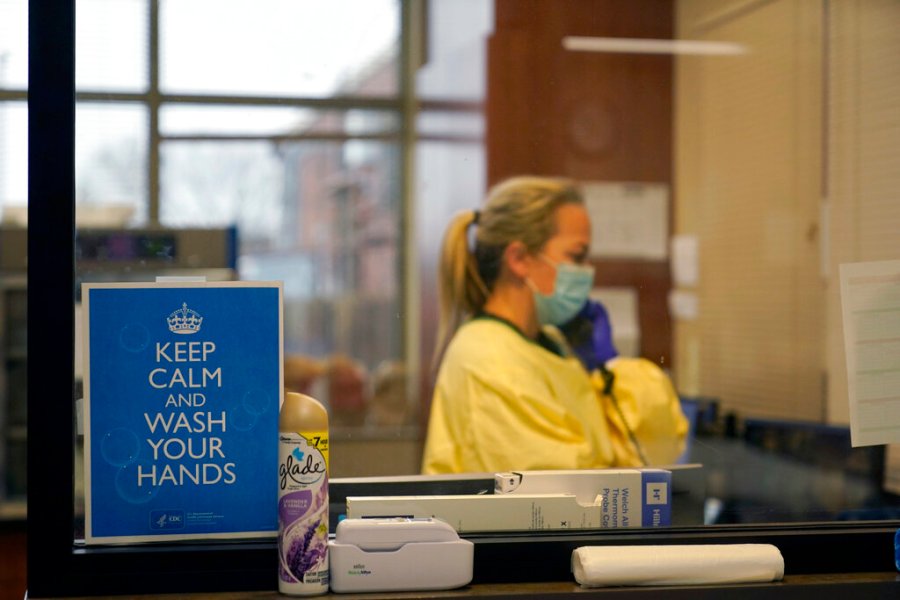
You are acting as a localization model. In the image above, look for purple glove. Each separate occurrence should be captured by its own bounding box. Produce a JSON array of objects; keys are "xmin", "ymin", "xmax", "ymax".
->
[{"xmin": 559, "ymin": 300, "xmax": 618, "ymax": 371}]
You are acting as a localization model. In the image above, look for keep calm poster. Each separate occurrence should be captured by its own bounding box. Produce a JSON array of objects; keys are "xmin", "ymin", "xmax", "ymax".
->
[{"xmin": 82, "ymin": 281, "xmax": 283, "ymax": 544}]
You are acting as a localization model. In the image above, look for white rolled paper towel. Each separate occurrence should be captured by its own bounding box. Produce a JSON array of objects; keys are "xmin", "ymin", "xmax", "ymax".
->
[{"xmin": 572, "ymin": 544, "xmax": 784, "ymax": 587}]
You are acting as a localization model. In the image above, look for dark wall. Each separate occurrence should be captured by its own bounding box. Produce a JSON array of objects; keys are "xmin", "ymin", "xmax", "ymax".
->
[{"xmin": 0, "ymin": 526, "xmax": 26, "ymax": 600}]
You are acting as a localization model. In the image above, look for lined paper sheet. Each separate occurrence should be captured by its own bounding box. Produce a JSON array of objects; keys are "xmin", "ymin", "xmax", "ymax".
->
[{"xmin": 840, "ymin": 259, "xmax": 900, "ymax": 446}]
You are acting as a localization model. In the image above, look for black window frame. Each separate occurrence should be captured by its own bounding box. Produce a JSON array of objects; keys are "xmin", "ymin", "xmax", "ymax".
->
[{"xmin": 26, "ymin": 0, "xmax": 900, "ymax": 597}]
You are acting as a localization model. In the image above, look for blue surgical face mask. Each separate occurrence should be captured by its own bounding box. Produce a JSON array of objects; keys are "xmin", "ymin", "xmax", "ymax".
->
[{"xmin": 528, "ymin": 255, "xmax": 595, "ymax": 326}]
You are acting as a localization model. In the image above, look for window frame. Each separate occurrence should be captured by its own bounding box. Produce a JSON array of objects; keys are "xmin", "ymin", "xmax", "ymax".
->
[{"xmin": 26, "ymin": 0, "xmax": 900, "ymax": 596}]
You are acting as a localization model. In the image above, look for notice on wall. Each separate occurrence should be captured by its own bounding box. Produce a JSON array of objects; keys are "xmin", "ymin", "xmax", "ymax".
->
[
  {"xmin": 82, "ymin": 281, "xmax": 283, "ymax": 544},
  {"xmin": 670, "ymin": 234, "xmax": 699, "ymax": 288},
  {"xmin": 839, "ymin": 259, "xmax": 900, "ymax": 447},
  {"xmin": 583, "ymin": 181, "xmax": 669, "ymax": 260}
]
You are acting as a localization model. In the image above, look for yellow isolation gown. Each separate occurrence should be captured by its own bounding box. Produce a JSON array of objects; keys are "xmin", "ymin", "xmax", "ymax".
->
[
  {"xmin": 422, "ymin": 316, "xmax": 618, "ymax": 474},
  {"xmin": 591, "ymin": 358, "xmax": 689, "ymax": 468}
]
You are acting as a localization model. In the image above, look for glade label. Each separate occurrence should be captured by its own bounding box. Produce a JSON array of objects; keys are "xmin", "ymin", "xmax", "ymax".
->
[{"xmin": 279, "ymin": 432, "xmax": 328, "ymax": 490}]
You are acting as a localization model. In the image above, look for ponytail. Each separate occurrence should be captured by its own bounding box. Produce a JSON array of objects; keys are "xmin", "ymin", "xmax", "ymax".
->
[{"xmin": 433, "ymin": 210, "xmax": 489, "ymax": 369}]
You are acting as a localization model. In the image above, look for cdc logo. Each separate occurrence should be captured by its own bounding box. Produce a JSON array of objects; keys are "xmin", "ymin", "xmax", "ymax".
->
[{"xmin": 150, "ymin": 510, "xmax": 185, "ymax": 530}]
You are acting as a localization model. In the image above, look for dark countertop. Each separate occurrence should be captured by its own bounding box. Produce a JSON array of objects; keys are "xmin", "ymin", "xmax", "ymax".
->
[{"xmin": 42, "ymin": 572, "xmax": 900, "ymax": 600}]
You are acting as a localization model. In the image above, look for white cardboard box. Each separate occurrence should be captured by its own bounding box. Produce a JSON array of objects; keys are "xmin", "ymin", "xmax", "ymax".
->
[{"xmin": 346, "ymin": 469, "xmax": 671, "ymax": 532}]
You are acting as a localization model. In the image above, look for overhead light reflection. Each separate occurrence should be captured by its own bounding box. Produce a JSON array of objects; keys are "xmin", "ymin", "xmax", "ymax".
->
[{"xmin": 562, "ymin": 36, "xmax": 748, "ymax": 56}]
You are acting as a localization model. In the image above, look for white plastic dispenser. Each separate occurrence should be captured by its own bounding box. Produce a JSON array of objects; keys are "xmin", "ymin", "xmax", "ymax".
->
[{"xmin": 328, "ymin": 517, "xmax": 474, "ymax": 593}]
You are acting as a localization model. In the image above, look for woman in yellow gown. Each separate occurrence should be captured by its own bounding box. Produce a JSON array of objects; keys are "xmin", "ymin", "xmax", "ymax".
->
[{"xmin": 422, "ymin": 176, "xmax": 688, "ymax": 474}]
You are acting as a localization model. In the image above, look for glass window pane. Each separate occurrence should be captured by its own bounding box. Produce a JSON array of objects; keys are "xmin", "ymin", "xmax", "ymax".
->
[
  {"xmin": 160, "ymin": 0, "xmax": 400, "ymax": 98},
  {"xmin": 162, "ymin": 139, "xmax": 402, "ymax": 431},
  {"xmin": 161, "ymin": 106, "xmax": 313, "ymax": 137},
  {"xmin": 76, "ymin": 103, "xmax": 148, "ymax": 226},
  {"xmin": 75, "ymin": 0, "xmax": 148, "ymax": 92},
  {"xmin": 242, "ymin": 140, "xmax": 402, "ymax": 407},
  {"xmin": 159, "ymin": 141, "xmax": 283, "ymax": 234},
  {"xmin": 0, "ymin": 0, "xmax": 28, "ymax": 90},
  {"xmin": 416, "ymin": 111, "xmax": 483, "ymax": 139},
  {"xmin": 160, "ymin": 105, "xmax": 399, "ymax": 137},
  {"xmin": 0, "ymin": 102, "xmax": 27, "ymax": 215},
  {"xmin": 417, "ymin": 0, "xmax": 492, "ymax": 101}
]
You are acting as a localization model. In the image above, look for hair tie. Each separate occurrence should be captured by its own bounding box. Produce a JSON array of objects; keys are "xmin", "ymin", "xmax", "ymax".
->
[{"xmin": 472, "ymin": 210, "xmax": 480, "ymax": 225}]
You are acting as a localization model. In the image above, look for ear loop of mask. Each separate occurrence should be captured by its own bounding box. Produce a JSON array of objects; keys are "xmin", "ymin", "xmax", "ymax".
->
[{"xmin": 525, "ymin": 253, "xmax": 558, "ymax": 296}]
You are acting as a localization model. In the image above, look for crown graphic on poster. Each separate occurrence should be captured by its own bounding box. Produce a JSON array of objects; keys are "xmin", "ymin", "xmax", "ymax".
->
[{"xmin": 167, "ymin": 302, "xmax": 203, "ymax": 334}]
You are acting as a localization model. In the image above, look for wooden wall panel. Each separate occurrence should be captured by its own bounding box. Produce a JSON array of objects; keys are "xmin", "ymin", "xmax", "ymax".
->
[
  {"xmin": 488, "ymin": 0, "xmax": 674, "ymax": 184},
  {"xmin": 486, "ymin": 0, "xmax": 675, "ymax": 365},
  {"xmin": 0, "ymin": 528, "xmax": 26, "ymax": 600}
]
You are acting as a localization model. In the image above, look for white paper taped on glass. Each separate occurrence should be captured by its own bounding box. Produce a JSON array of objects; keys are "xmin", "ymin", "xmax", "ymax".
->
[
  {"xmin": 571, "ymin": 544, "xmax": 784, "ymax": 587},
  {"xmin": 839, "ymin": 258, "xmax": 900, "ymax": 447}
]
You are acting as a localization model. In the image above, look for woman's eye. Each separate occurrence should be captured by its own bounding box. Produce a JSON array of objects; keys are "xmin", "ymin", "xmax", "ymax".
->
[{"xmin": 570, "ymin": 254, "xmax": 588, "ymax": 265}]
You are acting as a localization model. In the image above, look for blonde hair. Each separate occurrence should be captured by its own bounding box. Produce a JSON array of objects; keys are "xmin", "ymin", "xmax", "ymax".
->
[{"xmin": 433, "ymin": 176, "xmax": 583, "ymax": 366}]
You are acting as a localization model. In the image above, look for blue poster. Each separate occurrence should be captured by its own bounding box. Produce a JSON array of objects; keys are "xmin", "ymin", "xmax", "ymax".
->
[{"xmin": 83, "ymin": 282, "xmax": 283, "ymax": 543}]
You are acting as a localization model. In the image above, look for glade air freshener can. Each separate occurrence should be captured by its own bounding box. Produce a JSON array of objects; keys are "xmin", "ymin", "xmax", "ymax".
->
[{"xmin": 278, "ymin": 392, "xmax": 329, "ymax": 595}]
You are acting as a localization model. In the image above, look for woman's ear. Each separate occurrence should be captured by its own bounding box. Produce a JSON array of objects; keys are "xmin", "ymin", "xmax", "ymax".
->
[{"xmin": 503, "ymin": 241, "xmax": 532, "ymax": 280}]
